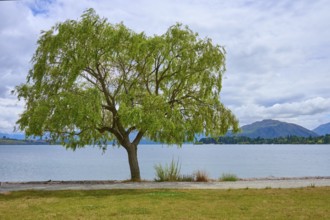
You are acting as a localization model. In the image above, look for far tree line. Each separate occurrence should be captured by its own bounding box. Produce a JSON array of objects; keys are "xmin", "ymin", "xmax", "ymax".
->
[{"xmin": 198, "ymin": 134, "xmax": 330, "ymax": 144}]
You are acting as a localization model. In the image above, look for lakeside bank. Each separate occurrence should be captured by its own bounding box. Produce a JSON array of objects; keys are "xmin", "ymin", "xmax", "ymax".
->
[{"xmin": 1, "ymin": 176, "xmax": 330, "ymax": 192}]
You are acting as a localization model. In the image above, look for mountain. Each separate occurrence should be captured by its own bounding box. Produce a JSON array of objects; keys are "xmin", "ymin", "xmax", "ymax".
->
[
  {"xmin": 2, "ymin": 119, "xmax": 322, "ymax": 144},
  {"xmin": 234, "ymin": 119, "xmax": 318, "ymax": 138},
  {"xmin": 313, "ymin": 122, "xmax": 330, "ymax": 135}
]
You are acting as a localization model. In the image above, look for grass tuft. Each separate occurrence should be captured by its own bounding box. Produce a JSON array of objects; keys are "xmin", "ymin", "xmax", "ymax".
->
[
  {"xmin": 220, "ymin": 173, "xmax": 238, "ymax": 182},
  {"xmin": 154, "ymin": 158, "xmax": 181, "ymax": 182},
  {"xmin": 309, "ymin": 183, "xmax": 316, "ymax": 188},
  {"xmin": 194, "ymin": 170, "xmax": 210, "ymax": 182}
]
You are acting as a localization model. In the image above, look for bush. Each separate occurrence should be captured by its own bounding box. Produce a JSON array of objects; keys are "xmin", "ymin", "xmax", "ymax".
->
[
  {"xmin": 154, "ymin": 159, "xmax": 181, "ymax": 182},
  {"xmin": 194, "ymin": 170, "xmax": 209, "ymax": 182},
  {"xmin": 219, "ymin": 173, "xmax": 238, "ymax": 182}
]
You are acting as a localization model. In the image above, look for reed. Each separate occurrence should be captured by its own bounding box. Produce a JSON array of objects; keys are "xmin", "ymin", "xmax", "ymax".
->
[{"xmin": 154, "ymin": 158, "xmax": 181, "ymax": 182}]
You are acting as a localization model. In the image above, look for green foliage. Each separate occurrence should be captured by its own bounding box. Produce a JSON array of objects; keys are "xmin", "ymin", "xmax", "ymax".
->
[
  {"xmin": 154, "ymin": 163, "xmax": 210, "ymax": 182},
  {"xmin": 154, "ymin": 159, "xmax": 181, "ymax": 182},
  {"xmin": 14, "ymin": 8, "xmax": 238, "ymax": 180},
  {"xmin": 200, "ymin": 134, "xmax": 330, "ymax": 144},
  {"xmin": 220, "ymin": 173, "xmax": 238, "ymax": 181},
  {"xmin": 15, "ymin": 8, "xmax": 238, "ymax": 149}
]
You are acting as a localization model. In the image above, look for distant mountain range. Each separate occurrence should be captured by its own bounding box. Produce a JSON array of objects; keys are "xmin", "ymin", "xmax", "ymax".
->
[
  {"xmin": 1, "ymin": 119, "xmax": 330, "ymax": 144},
  {"xmin": 313, "ymin": 122, "xmax": 330, "ymax": 136},
  {"xmin": 233, "ymin": 119, "xmax": 319, "ymax": 138}
]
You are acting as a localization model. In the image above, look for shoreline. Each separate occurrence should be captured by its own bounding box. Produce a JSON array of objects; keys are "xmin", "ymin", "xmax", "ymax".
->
[
  {"xmin": 2, "ymin": 175, "xmax": 330, "ymax": 184},
  {"xmin": 1, "ymin": 176, "xmax": 330, "ymax": 192}
]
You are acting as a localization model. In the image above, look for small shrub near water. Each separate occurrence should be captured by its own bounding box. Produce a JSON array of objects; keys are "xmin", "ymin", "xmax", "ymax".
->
[
  {"xmin": 194, "ymin": 170, "xmax": 210, "ymax": 182},
  {"xmin": 154, "ymin": 159, "xmax": 181, "ymax": 182},
  {"xmin": 220, "ymin": 173, "xmax": 238, "ymax": 182},
  {"xmin": 308, "ymin": 183, "xmax": 316, "ymax": 188}
]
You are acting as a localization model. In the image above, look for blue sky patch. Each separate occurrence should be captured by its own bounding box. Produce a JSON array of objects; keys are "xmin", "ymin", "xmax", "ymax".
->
[{"xmin": 28, "ymin": 0, "xmax": 55, "ymax": 16}]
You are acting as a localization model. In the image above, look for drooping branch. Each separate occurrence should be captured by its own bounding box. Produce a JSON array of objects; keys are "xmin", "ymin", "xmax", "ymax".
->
[
  {"xmin": 157, "ymin": 55, "xmax": 180, "ymax": 83},
  {"xmin": 85, "ymin": 63, "xmax": 130, "ymax": 144},
  {"xmin": 101, "ymin": 104, "xmax": 115, "ymax": 112},
  {"xmin": 94, "ymin": 63, "xmax": 116, "ymax": 110},
  {"xmin": 97, "ymin": 125, "xmax": 127, "ymax": 147},
  {"xmin": 97, "ymin": 126, "xmax": 115, "ymax": 134}
]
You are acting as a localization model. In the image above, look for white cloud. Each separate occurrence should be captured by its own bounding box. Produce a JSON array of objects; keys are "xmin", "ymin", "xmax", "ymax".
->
[
  {"xmin": 0, "ymin": 98, "xmax": 24, "ymax": 133},
  {"xmin": 0, "ymin": 0, "xmax": 330, "ymax": 132},
  {"xmin": 232, "ymin": 97, "xmax": 330, "ymax": 129}
]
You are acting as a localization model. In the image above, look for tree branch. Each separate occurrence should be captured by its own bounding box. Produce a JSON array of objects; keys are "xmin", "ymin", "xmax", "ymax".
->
[
  {"xmin": 126, "ymin": 126, "xmax": 137, "ymax": 136},
  {"xmin": 97, "ymin": 126, "xmax": 115, "ymax": 134},
  {"xmin": 133, "ymin": 130, "xmax": 145, "ymax": 146}
]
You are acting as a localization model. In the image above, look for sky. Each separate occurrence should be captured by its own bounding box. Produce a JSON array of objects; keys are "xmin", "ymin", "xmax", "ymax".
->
[{"xmin": 0, "ymin": 0, "xmax": 330, "ymax": 134}]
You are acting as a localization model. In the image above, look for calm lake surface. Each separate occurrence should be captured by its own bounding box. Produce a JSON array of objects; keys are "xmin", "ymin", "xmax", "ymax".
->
[{"xmin": 0, "ymin": 144, "xmax": 329, "ymax": 181}]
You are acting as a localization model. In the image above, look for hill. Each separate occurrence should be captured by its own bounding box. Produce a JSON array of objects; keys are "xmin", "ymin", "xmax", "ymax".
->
[
  {"xmin": 0, "ymin": 137, "xmax": 49, "ymax": 145},
  {"xmin": 1, "ymin": 120, "xmax": 321, "ymax": 145},
  {"xmin": 234, "ymin": 119, "xmax": 318, "ymax": 138},
  {"xmin": 313, "ymin": 122, "xmax": 330, "ymax": 135}
]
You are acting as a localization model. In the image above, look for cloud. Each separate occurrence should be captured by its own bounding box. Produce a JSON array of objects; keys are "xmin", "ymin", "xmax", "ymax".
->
[
  {"xmin": 0, "ymin": 98, "xmax": 24, "ymax": 133},
  {"xmin": 232, "ymin": 97, "xmax": 330, "ymax": 129},
  {"xmin": 0, "ymin": 0, "xmax": 330, "ymax": 132}
]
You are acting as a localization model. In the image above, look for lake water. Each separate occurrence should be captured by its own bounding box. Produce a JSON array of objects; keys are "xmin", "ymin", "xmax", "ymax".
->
[{"xmin": 0, "ymin": 144, "xmax": 329, "ymax": 181}]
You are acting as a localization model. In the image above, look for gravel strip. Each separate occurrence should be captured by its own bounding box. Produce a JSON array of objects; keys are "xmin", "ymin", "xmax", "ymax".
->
[{"xmin": 1, "ymin": 177, "xmax": 330, "ymax": 192}]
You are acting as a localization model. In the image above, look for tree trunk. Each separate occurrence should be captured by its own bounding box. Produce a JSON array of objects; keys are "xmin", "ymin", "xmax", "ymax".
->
[{"xmin": 126, "ymin": 144, "xmax": 141, "ymax": 181}]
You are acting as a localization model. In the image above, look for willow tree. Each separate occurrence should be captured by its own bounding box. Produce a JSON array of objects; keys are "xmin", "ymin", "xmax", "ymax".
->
[{"xmin": 15, "ymin": 9, "xmax": 239, "ymax": 181}]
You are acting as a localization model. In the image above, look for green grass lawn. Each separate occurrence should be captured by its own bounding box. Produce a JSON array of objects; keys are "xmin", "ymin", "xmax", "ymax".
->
[{"xmin": 1, "ymin": 187, "xmax": 329, "ymax": 219}]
